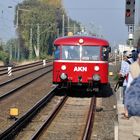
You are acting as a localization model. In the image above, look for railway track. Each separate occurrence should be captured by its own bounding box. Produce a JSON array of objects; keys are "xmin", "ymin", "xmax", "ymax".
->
[
  {"xmin": 0, "ymin": 87, "xmax": 58, "ymax": 140},
  {"xmin": 0, "ymin": 65, "xmax": 52, "ymax": 100},
  {"xmin": 0, "ymin": 60, "xmax": 52, "ymax": 76},
  {"xmin": 0, "ymin": 61, "xmax": 53, "ymax": 134},
  {"xmin": 0, "ymin": 88, "xmax": 96, "ymax": 140},
  {"xmin": 0, "ymin": 63, "xmax": 52, "ymax": 87},
  {"xmin": 0, "ymin": 58, "xmax": 116, "ymax": 139}
]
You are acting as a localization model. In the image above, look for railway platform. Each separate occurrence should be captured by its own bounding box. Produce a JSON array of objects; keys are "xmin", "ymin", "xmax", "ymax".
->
[{"xmin": 115, "ymin": 87, "xmax": 140, "ymax": 140}]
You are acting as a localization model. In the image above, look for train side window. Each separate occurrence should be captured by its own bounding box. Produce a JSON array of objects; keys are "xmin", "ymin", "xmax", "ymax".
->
[{"xmin": 54, "ymin": 46, "xmax": 60, "ymax": 60}]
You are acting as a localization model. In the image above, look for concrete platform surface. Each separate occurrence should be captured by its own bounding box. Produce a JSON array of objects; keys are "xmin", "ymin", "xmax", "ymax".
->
[{"xmin": 115, "ymin": 88, "xmax": 140, "ymax": 140}]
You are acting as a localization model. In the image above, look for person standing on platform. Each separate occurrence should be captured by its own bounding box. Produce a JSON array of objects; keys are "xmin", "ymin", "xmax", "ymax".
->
[
  {"xmin": 131, "ymin": 49, "xmax": 138, "ymax": 62},
  {"xmin": 124, "ymin": 75, "xmax": 140, "ymax": 117},
  {"xmin": 122, "ymin": 52, "xmax": 140, "ymax": 118},
  {"xmin": 119, "ymin": 51, "xmax": 133, "ymax": 104},
  {"xmin": 127, "ymin": 52, "xmax": 140, "ymax": 88}
]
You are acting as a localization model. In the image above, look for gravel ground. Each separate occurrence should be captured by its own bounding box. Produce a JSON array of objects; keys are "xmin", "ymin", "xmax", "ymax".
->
[
  {"xmin": 0, "ymin": 72, "xmax": 53, "ymax": 133},
  {"xmin": 91, "ymin": 94, "xmax": 117, "ymax": 140},
  {"xmin": 40, "ymin": 97, "xmax": 92, "ymax": 140},
  {"xmin": 0, "ymin": 62, "xmax": 119, "ymax": 139},
  {"xmin": 0, "ymin": 62, "xmax": 52, "ymax": 83},
  {"xmin": 90, "ymin": 63, "xmax": 119, "ymax": 140}
]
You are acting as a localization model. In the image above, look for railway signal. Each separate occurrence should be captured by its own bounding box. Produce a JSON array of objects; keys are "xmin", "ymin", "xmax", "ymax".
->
[{"xmin": 125, "ymin": 0, "xmax": 135, "ymax": 25}]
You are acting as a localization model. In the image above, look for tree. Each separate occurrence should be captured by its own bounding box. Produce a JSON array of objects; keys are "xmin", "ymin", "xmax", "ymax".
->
[
  {"xmin": 0, "ymin": 44, "xmax": 9, "ymax": 65},
  {"xmin": 15, "ymin": 0, "xmax": 81, "ymax": 60}
]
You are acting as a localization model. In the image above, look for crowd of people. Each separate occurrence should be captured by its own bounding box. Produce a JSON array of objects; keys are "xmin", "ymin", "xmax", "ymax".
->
[{"xmin": 118, "ymin": 48, "xmax": 140, "ymax": 119}]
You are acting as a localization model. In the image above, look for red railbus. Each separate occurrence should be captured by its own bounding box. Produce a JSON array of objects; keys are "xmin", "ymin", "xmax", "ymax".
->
[{"xmin": 53, "ymin": 35, "xmax": 111, "ymax": 92}]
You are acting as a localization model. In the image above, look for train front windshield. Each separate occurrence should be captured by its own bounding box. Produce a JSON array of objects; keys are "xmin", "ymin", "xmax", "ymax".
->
[
  {"xmin": 82, "ymin": 46, "xmax": 100, "ymax": 61},
  {"xmin": 54, "ymin": 46, "xmax": 109, "ymax": 61}
]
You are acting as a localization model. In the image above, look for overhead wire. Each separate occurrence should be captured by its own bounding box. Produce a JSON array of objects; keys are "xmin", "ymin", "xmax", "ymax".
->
[{"xmin": 63, "ymin": 7, "xmax": 124, "ymax": 11}]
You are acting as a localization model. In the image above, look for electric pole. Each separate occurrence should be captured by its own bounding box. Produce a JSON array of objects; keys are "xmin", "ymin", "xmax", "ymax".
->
[
  {"xmin": 37, "ymin": 23, "xmax": 40, "ymax": 56},
  {"xmin": 29, "ymin": 27, "xmax": 33, "ymax": 59},
  {"xmin": 62, "ymin": 14, "xmax": 65, "ymax": 36}
]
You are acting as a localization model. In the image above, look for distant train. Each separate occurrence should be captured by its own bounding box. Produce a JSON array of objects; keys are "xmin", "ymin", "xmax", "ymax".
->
[{"xmin": 53, "ymin": 35, "xmax": 111, "ymax": 93}]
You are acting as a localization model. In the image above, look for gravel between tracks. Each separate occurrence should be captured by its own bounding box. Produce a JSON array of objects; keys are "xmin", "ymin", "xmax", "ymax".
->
[
  {"xmin": 0, "ymin": 72, "xmax": 53, "ymax": 133},
  {"xmin": 0, "ymin": 63, "xmax": 118, "ymax": 139},
  {"xmin": 90, "ymin": 64, "xmax": 118, "ymax": 140}
]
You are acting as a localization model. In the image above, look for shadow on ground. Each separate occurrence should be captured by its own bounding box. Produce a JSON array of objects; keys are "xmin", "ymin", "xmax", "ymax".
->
[{"xmin": 56, "ymin": 83, "xmax": 113, "ymax": 98}]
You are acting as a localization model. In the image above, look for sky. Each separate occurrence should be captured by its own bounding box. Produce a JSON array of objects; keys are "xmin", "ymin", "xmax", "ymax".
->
[
  {"xmin": 0, "ymin": 0, "xmax": 23, "ymax": 42},
  {"xmin": 63, "ymin": 0, "xmax": 128, "ymax": 45},
  {"xmin": 0, "ymin": 0, "xmax": 128, "ymax": 45}
]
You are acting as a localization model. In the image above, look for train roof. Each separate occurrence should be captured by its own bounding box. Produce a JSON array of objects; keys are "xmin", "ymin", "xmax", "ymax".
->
[{"xmin": 54, "ymin": 36, "xmax": 109, "ymax": 46}]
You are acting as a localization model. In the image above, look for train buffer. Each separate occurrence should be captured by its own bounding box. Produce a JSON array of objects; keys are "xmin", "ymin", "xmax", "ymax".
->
[{"xmin": 115, "ymin": 87, "xmax": 140, "ymax": 140}]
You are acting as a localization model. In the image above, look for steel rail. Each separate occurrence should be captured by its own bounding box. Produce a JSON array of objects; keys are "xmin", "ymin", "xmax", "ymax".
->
[
  {"xmin": 0, "ymin": 68, "xmax": 52, "ymax": 100},
  {"xmin": 0, "ymin": 60, "xmax": 52, "ymax": 76},
  {"xmin": 31, "ymin": 95, "xmax": 68, "ymax": 140},
  {"xmin": 0, "ymin": 61, "xmax": 42, "ymax": 75},
  {"xmin": 0, "ymin": 64, "xmax": 52, "ymax": 87},
  {"xmin": 0, "ymin": 87, "xmax": 58, "ymax": 140},
  {"xmin": 82, "ymin": 96, "xmax": 96, "ymax": 140}
]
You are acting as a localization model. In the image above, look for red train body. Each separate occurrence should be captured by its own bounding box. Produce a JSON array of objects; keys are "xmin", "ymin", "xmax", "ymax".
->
[{"xmin": 53, "ymin": 36, "xmax": 111, "ymax": 92}]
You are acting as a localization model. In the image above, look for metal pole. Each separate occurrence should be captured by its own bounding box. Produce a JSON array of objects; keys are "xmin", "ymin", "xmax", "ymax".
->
[
  {"xmin": 67, "ymin": 16, "xmax": 69, "ymax": 34},
  {"xmin": 16, "ymin": 7, "xmax": 19, "ymax": 28},
  {"xmin": 29, "ymin": 27, "xmax": 33, "ymax": 59},
  {"xmin": 57, "ymin": 28, "xmax": 59, "ymax": 38},
  {"xmin": 17, "ymin": 38, "xmax": 20, "ymax": 61},
  {"xmin": 37, "ymin": 23, "xmax": 40, "ymax": 48},
  {"xmin": 9, "ymin": 44, "xmax": 12, "ymax": 60},
  {"xmin": 37, "ymin": 23, "xmax": 40, "ymax": 57},
  {"xmin": 15, "ymin": 7, "xmax": 31, "ymax": 61},
  {"xmin": 73, "ymin": 23, "xmax": 76, "ymax": 35},
  {"xmin": 62, "ymin": 14, "xmax": 64, "ymax": 36},
  {"xmin": 16, "ymin": 7, "xmax": 20, "ymax": 61},
  {"xmin": 114, "ymin": 50, "xmax": 117, "ymax": 66},
  {"xmin": 14, "ymin": 44, "xmax": 17, "ymax": 60}
]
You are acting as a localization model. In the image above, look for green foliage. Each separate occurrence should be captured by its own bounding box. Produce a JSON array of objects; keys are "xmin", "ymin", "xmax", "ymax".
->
[
  {"xmin": 16, "ymin": 0, "xmax": 81, "ymax": 60},
  {"xmin": 0, "ymin": 43, "xmax": 9, "ymax": 64},
  {"xmin": 0, "ymin": 50, "xmax": 9, "ymax": 65},
  {"xmin": 0, "ymin": 45, "xmax": 3, "ymax": 51},
  {"xmin": 113, "ymin": 73, "xmax": 119, "ymax": 81},
  {"xmin": 6, "ymin": 38, "xmax": 19, "ymax": 60}
]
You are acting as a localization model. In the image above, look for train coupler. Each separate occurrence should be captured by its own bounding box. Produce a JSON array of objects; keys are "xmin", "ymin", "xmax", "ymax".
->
[{"xmin": 92, "ymin": 87, "xmax": 99, "ymax": 92}]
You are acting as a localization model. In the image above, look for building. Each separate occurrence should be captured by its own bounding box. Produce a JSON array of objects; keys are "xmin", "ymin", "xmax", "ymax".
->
[
  {"xmin": 118, "ymin": 44, "xmax": 134, "ymax": 54},
  {"xmin": 134, "ymin": 0, "xmax": 140, "ymax": 47}
]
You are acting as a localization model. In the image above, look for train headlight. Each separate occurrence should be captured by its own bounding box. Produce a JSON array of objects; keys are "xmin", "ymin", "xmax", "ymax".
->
[
  {"xmin": 79, "ymin": 38, "xmax": 84, "ymax": 44},
  {"xmin": 61, "ymin": 65, "xmax": 66, "ymax": 70},
  {"xmin": 94, "ymin": 66, "xmax": 99, "ymax": 71},
  {"xmin": 60, "ymin": 73, "xmax": 67, "ymax": 80},
  {"xmin": 93, "ymin": 74, "xmax": 100, "ymax": 81}
]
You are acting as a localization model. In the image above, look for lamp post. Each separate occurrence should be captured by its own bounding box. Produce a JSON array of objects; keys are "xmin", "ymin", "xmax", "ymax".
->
[
  {"xmin": 62, "ymin": 14, "xmax": 65, "ymax": 36},
  {"xmin": 16, "ymin": 7, "xmax": 31, "ymax": 28},
  {"xmin": 16, "ymin": 7, "xmax": 31, "ymax": 61},
  {"xmin": 7, "ymin": 6, "xmax": 13, "ymax": 61}
]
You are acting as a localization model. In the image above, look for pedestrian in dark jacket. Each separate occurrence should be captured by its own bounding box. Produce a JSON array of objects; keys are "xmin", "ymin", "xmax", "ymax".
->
[
  {"xmin": 131, "ymin": 49, "xmax": 138, "ymax": 61},
  {"xmin": 125, "ymin": 75, "xmax": 140, "ymax": 116}
]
